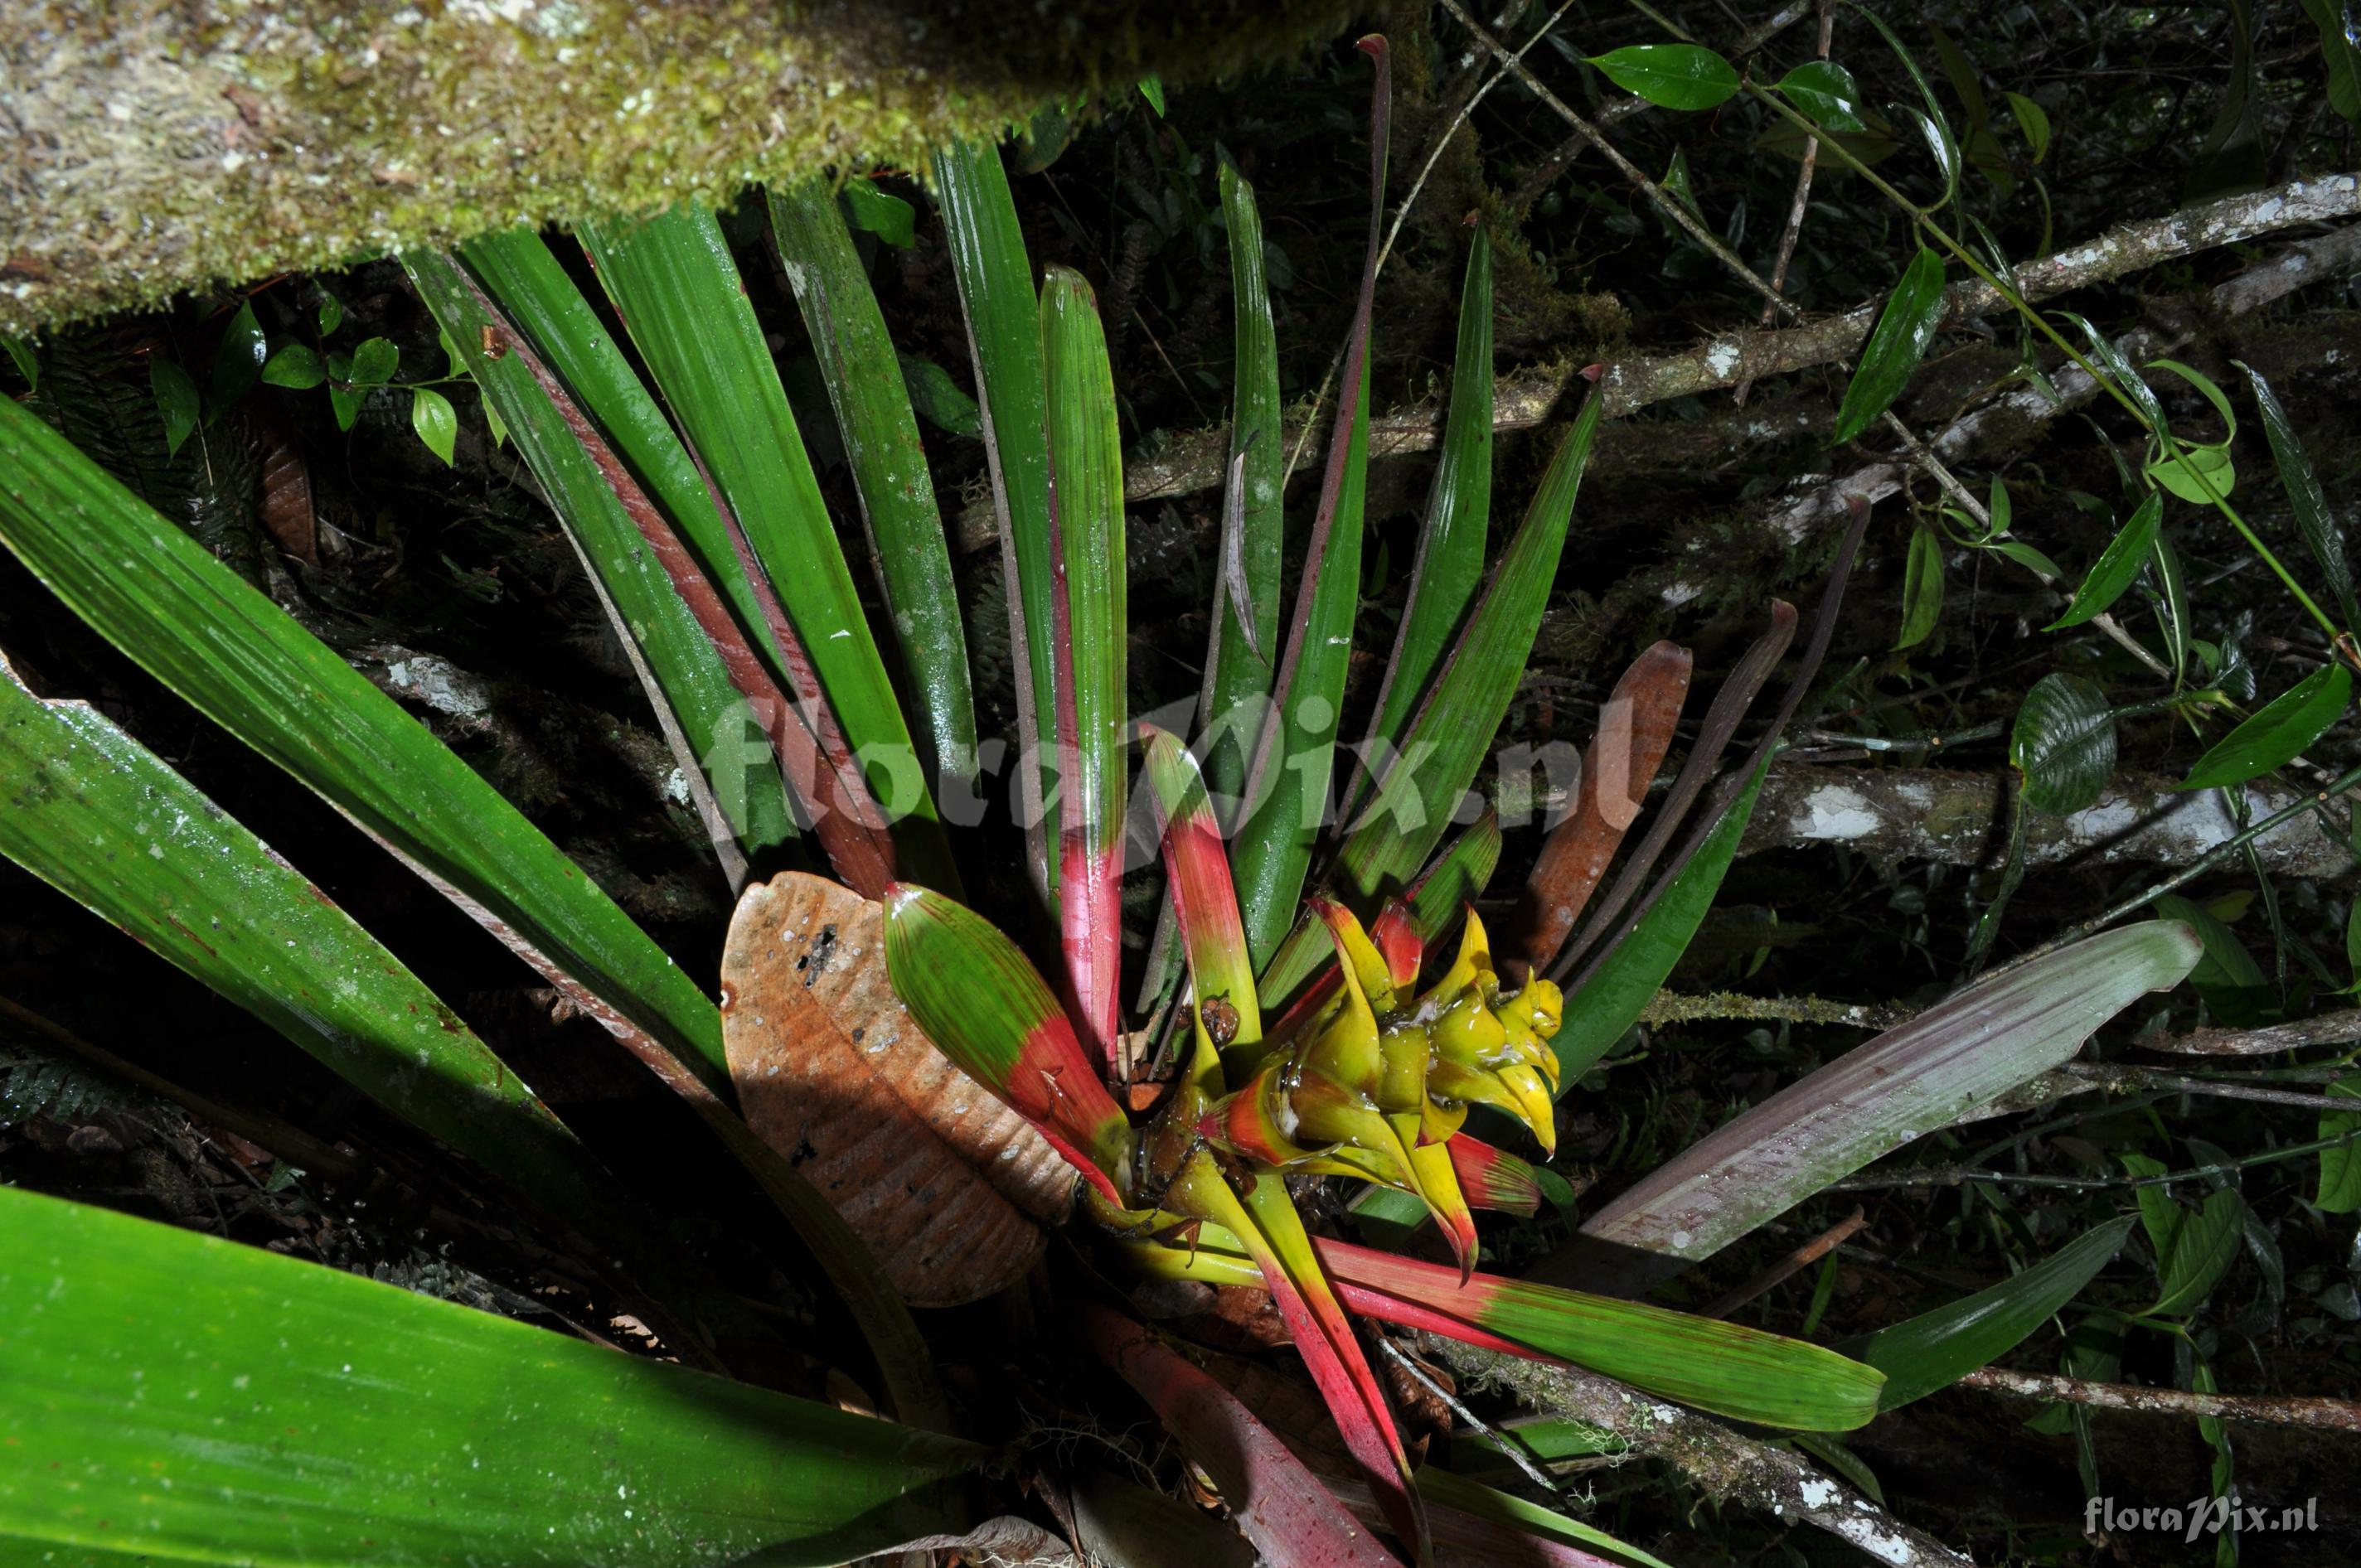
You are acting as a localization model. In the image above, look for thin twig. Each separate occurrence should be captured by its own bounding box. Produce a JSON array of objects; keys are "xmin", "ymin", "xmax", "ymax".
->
[
  {"xmin": 1374, "ymin": 1338, "xmax": 1568, "ymax": 1501},
  {"xmin": 1735, "ymin": 0, "xmax": 1833, "ymax": 407},
  {"xmin": 1828, "ymin": 1125, "xmax": 2361, "ymax": 1193}
]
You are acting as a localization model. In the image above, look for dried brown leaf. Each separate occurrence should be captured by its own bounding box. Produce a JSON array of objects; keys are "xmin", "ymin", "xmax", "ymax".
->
[
  {"xmin": 1510, "ymin": 641, "xmax": 1690, "ymax": 975},
  {"xmin": 721, "ymin": 872, "xmax": 1074, "ymax": 1307}
]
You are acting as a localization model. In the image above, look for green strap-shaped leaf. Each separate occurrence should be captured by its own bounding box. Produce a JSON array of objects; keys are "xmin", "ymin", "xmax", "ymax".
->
[
  {"xmin": 1231, "ymin": 39, "xmax": 1390, "ymax": 975},
  {"xmin": 576, "ymin": 205, "xmax": 952, "ymax": 877},
  {"xmin": 400, "ymin": 248, "xmax": 798, "ymax": 866},
  {"xmin": 1547, "ymin": 761, "xmax": 1771, "ymax": 1090},
  {"xmin": 880, "ymin": 884, "xmax": 1133, "ymax": 1203},
  {"xmin": 768, "ymin": 181, "xmax": 980, "ymax": 790},
  {"xmin": 933, "ymin": 138, "xmax": 1059, "ymax": 899},
  {"xmin": 458, "ymin": 230, "xmax": 786, "ymax": 682},
  {"xmin": 0, "ymin": 1187, "xmax": 982, "ymax": 1567},
  {"xmin": 1832, "ymin": 246, "xmax": 1946, "ymax": 443},
  {"xmin": 1580, "ymin": 923, "xmax": 2204, "ymax": 1261},
  {"xmin": 1040, "ymin": 265, "xmax": 1130, "ymax": 1062},
  {"xmin": 2179, "ymin": 664, "xmax": 2352, "ymax": 791},
  {"xmin": 0, "ymin": 393, "xmax": 728, "ymax": 1087},
  {"xmin": 1335, "ymin": 395, "xmax": 1602, "ymax": 913},
  {"xmin": 1141, "ymin": 726, "xmax": 1262, "ymax": 1047},
  {"xmin": 1842, "ymin": 1217, "xmax": 2136, "ymax": 1411},
  {"xmin": 1351, "ymin": 227, "xmax": 1495, "ymax": 824},
  {"xmin": 1137, "ymin": 1232, "xmax": 1887, "ymax": 1432},
  {"xmin": 2011, "ymin": 671, "xmax": 2116, "ymax": 815},
  {"xmin": 0, "ymin": 654, "xmax": 609, "ymax": 1236},
  {"xmin": 1199, "ymin": 162, "xmax": 1287, "ymax": 809},
  {"xmin": 2048, "ymin": 493, "xmax": 2164, "ymax": 631},
  {"xmin": 1586, "ymin": 44, "xmax": 1741, "ymax": 110}
]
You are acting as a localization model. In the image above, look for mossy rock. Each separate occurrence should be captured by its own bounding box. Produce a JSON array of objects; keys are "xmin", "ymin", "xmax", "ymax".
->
[{"xmin": 0, "ymin": 0, "xmax": 1358, "ymax": 334}]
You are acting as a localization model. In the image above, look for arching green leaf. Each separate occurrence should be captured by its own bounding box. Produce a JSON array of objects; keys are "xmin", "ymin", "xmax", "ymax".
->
[
  {"xmin": 2048, "ymin": 494, "xmax": 2163, "ymax": 630},
  {"xmin": 2179, "ymin": 665, "xmax": 2351, "ymax": 790},
  {"xmin": 1833, "ymin": 247, "xmax": 1946, "ymax": 443}
]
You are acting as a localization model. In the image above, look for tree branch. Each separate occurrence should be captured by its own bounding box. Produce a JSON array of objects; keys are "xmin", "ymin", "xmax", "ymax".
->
[
  {"xmin": 1427, "ymin": 1338, "xmax": 1978, "ymax": 1568},
  {"xmin": 1757, "ymin": 216, "xmax": 2361, "ymax": 545},
  {"xmin": 1959, "ymin": 1367, "xmax": 2361, "ymax": 1435},
  {"xmin": 1076, "ymin": 178, "xmax": 2359, "ymax": 525},
  {"xmin": 1739, "ymin": 763, "xmax": 2357, "ymax": 878},
  {"xmin": 2140, "ymin": 1008, "xmax": 2361, "ymax": 1057}
]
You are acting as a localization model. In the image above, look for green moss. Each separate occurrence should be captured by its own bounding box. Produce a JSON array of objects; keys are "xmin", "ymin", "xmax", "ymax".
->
[{"xmin": 0, "ymin": 0, "xmax": 1360, "ymax": 334}]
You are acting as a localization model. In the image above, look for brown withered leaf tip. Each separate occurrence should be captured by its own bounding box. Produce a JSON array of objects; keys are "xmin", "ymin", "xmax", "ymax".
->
[{"xmin": 720, "ymin": 872, "xmax": 1074, "ymax": 1308}]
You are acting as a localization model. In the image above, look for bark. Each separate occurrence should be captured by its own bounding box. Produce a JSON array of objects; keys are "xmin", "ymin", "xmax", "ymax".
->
[
  {"xmin": 1739, "ymin": 762, "xmax": 2356, "ymax": 878},
  {"xmin": 1959, "ymin": 1367, "xmax": 2361, "ymax": 1435},
  {"xmin": 1428, "ymin": 1338, "xmax": 1979, "ymax": 1568},
  {"xmin": 1758, "ymin": 216, "xmax": 2361, "ymax": 546},
  {"xmin": 2142, "ymin": 1008, "xmax": 2361, "ymax": 1056},
  {"xmin": 1071, "ymin": 173, "xmax": 2359, "ymax": 515},
  {"xmin": 0, "ymin": 0, "xmax": 1355, "ymax": 334}
]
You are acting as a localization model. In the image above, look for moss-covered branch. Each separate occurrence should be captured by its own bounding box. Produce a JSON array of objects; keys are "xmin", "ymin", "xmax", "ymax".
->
[
  {"xmin": 1427, "ymin": 1337, "xmax": 1978, "ymax": 1568},
  {"xmin": 0, "ymin": 0, "xmax": 1354, "ymax": 334}
]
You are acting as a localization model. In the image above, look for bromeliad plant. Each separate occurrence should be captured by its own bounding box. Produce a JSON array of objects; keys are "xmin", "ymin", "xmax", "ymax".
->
[{"xmin": 0, "ymin": 29, "xmax": 2212, "ymax": 1568}]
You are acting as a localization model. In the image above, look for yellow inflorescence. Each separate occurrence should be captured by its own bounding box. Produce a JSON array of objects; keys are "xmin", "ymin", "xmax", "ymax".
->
[{"xmin": 1200, "ymin": 905, "xmax": 1563, "ymax": 1190}]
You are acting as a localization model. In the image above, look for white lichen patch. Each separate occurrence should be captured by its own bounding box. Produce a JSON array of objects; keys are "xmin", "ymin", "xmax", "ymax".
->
[
  {"xmin": 1704, "ymin": 340, "xmax": 1741, "ymax": 379},
  {"xmin": 1796, "ymin": 785, "xmax": 1879, "ymax": 840}
]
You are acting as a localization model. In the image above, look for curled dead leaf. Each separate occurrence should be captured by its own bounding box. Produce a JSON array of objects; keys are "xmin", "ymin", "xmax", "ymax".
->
[{"xmin": 721, "ymin": 871, "xmax": 1075, "ymax": 1308}]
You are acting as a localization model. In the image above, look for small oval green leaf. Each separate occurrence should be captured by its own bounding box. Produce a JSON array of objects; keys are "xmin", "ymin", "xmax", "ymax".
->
[
  {"xmin": 2048, "ymin": 492, "xmax": 2163, "ymax": 629},
  {"xmin": 149, "ymin": 359, "xmax": 200, "ymax": 457},
  {"xmin": 2004, "ymin": 90, "xmax": 2053, "ymax": 161},
  {"xmin": 261, "ymin": 342, "xmax": 326, "ymax": 390},
  {"xmin": 2145, "ymin": 441, "xmax": 2236, "ymax": 504},
  {"xmin": 1587, "ymin": 45, "xmax": 1740, "ymax": 110},
  {"xmin": 1776, "ymin": 60, "xmax": 1868, "ymax": 130},
  {"xmin": 1834, "ymin": 247, "xmax": 1946, "ymax": 443},
  {"xmin": 898, "ymin": 353, "xmax": 983, "ymax": 438},
  {"xmin": 2011, "ymin": 671, "xmax": 2116, "ymax": 814},
  {"xmin": 347, "ymin": 336, "xmax": 400, "ymax": 388},
  {"xmin": 2178, "ymin": 664, "xmax": 2352, "ymax": 790},
  {"xmin": 2318, "ymin": 1077, "xmax": 2361, "ymax": 1214},
  {"xmin": 208, "ymin": 300, "xmax": 268, "ymax": 414},
  {"xmin": 841, "ymin": 177, "xmax": 917, "ymax": 248},
  {"xmin": 410, "ymin": 385, "xmax": 458, "ymax": 466},
  {"xmin": 1896, "ymin": 526, "xmax": 1945, "ymax": 649},
  {"xmin": 2146, "ymin": 1187, "xmax": 2245, "ymax": 1318}
]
